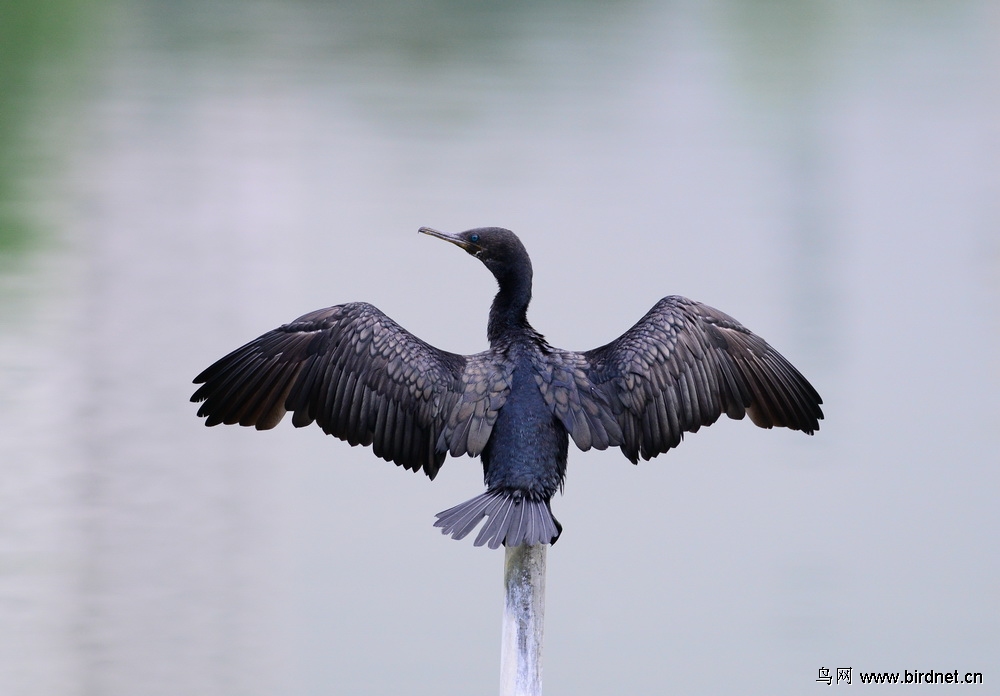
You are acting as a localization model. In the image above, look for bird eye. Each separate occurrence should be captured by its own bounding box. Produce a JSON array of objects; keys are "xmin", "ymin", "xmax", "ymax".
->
[{"xmin": 470, "ymin": 233, "xmax": 480, "ymax": 243}]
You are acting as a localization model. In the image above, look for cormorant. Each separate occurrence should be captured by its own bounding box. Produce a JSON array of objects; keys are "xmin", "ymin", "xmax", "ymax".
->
[{"xmin": 192, "ymin": 227, "xmax": 823, "ymax": 549}]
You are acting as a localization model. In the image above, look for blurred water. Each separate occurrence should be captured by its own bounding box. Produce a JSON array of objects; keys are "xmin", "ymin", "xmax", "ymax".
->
[{"xmin": 1, "ymin": 1, "xmax": 998, "ymax": 694}]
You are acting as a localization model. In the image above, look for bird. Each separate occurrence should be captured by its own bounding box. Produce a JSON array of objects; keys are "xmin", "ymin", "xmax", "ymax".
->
[{"xmin": 191, "ymin": 227, "xmax": 823, "ymax": 549}]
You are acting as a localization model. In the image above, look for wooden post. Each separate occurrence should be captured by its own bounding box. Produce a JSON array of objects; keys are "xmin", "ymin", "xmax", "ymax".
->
[{"xmin": 500, "ymin": 543, "xmax": 547, "ymax": 696}]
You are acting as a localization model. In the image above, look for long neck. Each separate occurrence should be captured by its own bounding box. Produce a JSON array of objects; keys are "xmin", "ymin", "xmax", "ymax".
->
[{"xmin": 487, "ymin": 264, "xmax": 533, "ymax": 345}]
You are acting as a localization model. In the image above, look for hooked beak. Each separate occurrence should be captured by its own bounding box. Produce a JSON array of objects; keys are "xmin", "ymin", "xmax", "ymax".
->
[{"xmin": 419, "ymin": 226, "xmax": 477, "ymax": 252}]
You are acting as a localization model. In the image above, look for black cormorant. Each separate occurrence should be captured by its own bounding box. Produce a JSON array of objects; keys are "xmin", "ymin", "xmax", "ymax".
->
[{"xmin": 192, "ymin": 227, "xmax": 823, "ymax": 548}]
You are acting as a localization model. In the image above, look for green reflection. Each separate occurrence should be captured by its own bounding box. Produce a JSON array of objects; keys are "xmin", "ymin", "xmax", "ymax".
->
[
  {"xmin": 131, "ymin": 0, "xmax": 644, "ymax": 136},
  {"xmin": 0, "ymin": 0, "xmax": 101, "ymax": 259}
]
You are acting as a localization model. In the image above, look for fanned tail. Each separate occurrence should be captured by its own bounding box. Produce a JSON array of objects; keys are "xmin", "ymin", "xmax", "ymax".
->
[{"xmin": 434, "ymin": 491, "xmax": 562, "ymax": 549}]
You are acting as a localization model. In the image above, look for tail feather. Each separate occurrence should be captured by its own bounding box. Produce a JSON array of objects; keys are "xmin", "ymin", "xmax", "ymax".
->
[
  {"xmin": 434, "ymin": 491, "xmax": 562, "ymax": 549},
  {"xmin": 448, "ymin": 493, "xmax": 496, "ymax": 541},
  {"xmin": 474, "ymin": 494, "xmax": 514, "ymax": 548}
]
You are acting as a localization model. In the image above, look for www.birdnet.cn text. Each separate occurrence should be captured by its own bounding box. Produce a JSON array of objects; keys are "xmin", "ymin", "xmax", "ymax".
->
[{"xmin": 816, "ymin": 667, "xmax": 983, "ymax": 685}]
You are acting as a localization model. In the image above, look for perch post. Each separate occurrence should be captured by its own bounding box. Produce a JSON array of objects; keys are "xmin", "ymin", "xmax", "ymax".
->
[{"xmin": 500, "ymin": 543, "xmax": 547, "ymax": 696}]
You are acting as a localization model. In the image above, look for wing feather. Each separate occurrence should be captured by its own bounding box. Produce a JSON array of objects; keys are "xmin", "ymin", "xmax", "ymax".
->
[
  {"xmin": 532, "ymin": 350, "xmax": 621, "ymax": 451},
  {"xmin": 577, "ymin": 295, "xmax": 823, "ymax": 462},
  {"xmin": 192, "ymin": 302, "xmax": 512, "ymax": 478}
]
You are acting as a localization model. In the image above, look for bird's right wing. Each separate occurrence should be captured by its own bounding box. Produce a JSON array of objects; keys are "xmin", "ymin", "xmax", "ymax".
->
[
  {"xmin": 577, "ymin": 295, "xmax": 823, "ymax": 463},
  {"xmin": 191, "ymin": 302, "xmax": 511, "ymax": 479}
]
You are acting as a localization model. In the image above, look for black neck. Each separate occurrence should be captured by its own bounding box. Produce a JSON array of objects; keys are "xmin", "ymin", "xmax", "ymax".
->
[{"xmin": 487, "ymin": 265, "xmax": 533, "ymax": 345}]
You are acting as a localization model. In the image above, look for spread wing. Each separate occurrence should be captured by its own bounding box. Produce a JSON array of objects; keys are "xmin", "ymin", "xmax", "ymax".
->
[
  {"xmin": 539, "ymin": 295, "xmax": 823, "ymax": 462},
  {"xmin": 532, "ymin": 349, "xmax": 623, "ymax": 452},
  {"xmin": 191, "ymin": 302, "xmax": 512, "ymax": 478}
]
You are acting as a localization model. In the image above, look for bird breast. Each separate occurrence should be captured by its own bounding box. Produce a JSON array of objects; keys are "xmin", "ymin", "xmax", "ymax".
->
[{"xmin": 480, "ymin": 352, "xmax": 569, "ymax": 498}]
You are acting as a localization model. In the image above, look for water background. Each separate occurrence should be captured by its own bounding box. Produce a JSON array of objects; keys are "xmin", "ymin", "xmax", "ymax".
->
[{"xmin": 2, "ymin": 1, "xmax": 998, "ymax": 694}]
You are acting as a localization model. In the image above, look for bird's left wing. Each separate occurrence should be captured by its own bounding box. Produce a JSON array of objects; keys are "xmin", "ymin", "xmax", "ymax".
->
[
  {"xmin": 579, "ymin": 295, "xmax": 823, "ymax": 462},
  {"xmin": 535, "ymin": 296, "xmax": 822, "ymax": 461},
  {"xmin": 532, "ymin": 349, "xmax": 623, "ymax": 451},
  {"xmin": 192, "ymin": 302, "xmax": 511, "ymax": 479}
]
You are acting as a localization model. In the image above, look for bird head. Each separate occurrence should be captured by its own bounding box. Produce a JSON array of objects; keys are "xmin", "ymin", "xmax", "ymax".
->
[{"xmin": 419, "ymin": 226, "xmax": 531, "ymax": 283}]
